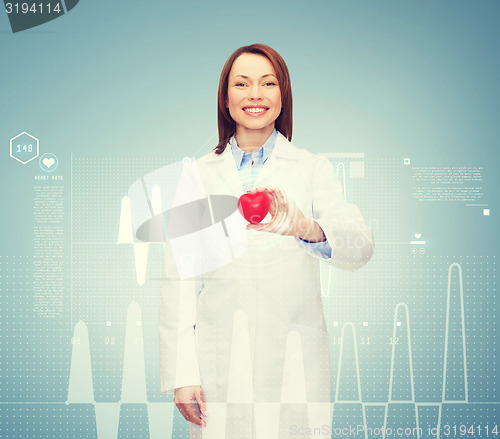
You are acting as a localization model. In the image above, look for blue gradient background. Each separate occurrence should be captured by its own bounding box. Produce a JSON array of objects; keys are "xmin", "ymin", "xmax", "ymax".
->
[
  {"xmin": 0, "ymin": 1, "xmax": 498, "ymax": 438},
  {"xmin": 2, "ymin": 0, "xmax": 499, "ymax": 253}
]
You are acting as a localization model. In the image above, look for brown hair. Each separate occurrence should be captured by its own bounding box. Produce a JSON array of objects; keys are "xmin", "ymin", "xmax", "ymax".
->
[{"xmin": 214, "ymin": 43, "xmax": 293, "ymax": 155}]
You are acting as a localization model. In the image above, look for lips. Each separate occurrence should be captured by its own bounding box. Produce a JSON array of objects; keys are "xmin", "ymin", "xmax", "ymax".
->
[{"xmin": 242, "ymin": 106, "xmax": 269, "ymax": 116}]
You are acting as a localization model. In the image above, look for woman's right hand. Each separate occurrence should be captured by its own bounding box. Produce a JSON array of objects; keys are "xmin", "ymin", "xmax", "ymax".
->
[{"xmin": 174, "ymin": 385, "xmax": 208, "ymax": 427}]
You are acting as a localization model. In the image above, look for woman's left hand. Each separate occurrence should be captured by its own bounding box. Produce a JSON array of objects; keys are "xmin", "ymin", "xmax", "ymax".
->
[{"xmin": 245, "ymin": 186, "xmax": 326, "ymax": 242}]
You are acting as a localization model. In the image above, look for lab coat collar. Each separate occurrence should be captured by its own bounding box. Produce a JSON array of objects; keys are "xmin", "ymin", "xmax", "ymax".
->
[
  {"xmin": 206, "ymin": 131, "xmax": 300, "ymax": 163},
  {"xmin": 204, "ymin": 131, "xmax": 300, "ymax": 197}
]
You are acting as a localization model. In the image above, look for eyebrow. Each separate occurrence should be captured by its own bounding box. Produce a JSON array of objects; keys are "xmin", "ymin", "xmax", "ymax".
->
[{"xmin": 232, "ymin": 74, "xmax": 277, "ymax": 80}]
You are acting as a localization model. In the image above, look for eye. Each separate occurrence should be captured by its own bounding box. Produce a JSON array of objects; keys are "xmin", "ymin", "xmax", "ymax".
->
[
  {"xmin": 235, "ymin": 82, "xmax": 247, "ymax": 87},
  {"xmin": 264, "ymin": 82, "xmax": 277, "ymax": 86}
]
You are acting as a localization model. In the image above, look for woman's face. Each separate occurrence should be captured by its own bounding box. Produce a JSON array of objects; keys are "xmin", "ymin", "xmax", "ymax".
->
[{"xmin": 226, "ymin": 53, "xmax": 282, "ymax": 135}]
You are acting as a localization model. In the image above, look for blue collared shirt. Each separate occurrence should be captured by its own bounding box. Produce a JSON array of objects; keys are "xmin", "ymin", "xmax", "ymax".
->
[{"xmin": 230, "ymin": 129, "xmax": 332, "ymax": 259}]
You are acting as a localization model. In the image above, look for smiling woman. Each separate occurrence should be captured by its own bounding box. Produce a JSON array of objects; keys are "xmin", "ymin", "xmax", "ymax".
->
[
  {"xmin": 224, "ymin": 54, "xmax": 283, "ymax": 152},
  {"xmin": 215, "ymin": 44, "xmax": 293, "ymax": 155},
  {"xmin": 159, "ymin": 43, "xmax": 375, "ymax": 439}
]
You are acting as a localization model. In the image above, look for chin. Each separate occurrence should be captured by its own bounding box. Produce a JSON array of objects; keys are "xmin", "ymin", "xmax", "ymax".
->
[{"xmin": 240, "ymin": 118, "xmax": 275, "ymax": 130}]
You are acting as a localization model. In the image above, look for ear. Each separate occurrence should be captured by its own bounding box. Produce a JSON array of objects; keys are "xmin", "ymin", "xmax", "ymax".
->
[{"xmin": 225, "ymin": 97, "xmax": 229, "ymax": 108}]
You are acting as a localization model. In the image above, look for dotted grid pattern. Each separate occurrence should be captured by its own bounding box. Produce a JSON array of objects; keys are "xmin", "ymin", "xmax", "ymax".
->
[
  {"xmin": 70, "ymin": 245, "xmax": 167, "ymax": 403},
  {"xmin": 404, "ymin": 254, "xmax": 496, "ymax": 403},
  {"xmin": 141, "ymin": 246, "xmax": 172, "ymax": 404},
  {"xmin": 171, "ymin": 407, "xmax": 191, "ymax": 439},
  {"xmin": 324, "ymin": 157, "xmax": 398, "ymax": 244},
  {"xmin": 0, "ymin": 255, "xmax": 70, "ymax": 402},
  {"xmin": 363, "ymin": 405, "xmax": 387, "ymax": 435},
  {"xmin": 71, "ymin": 158, "xmax": 179, "ymax": 404},
  {"xmin": 321, "ymin": 247, "xmax": 496, "ymax": 425},
  {"xmin": 322, "ymin": 154, "xmax": 495, "ymax": 391},
  {"xmin": 0, "ymin": 404, "xmax": 96, "ymax": 439},
  {"xmin": 69, "ymin": 155, "xmax": 496, "ymax": 435},
  {"xmin": 68, "ymin": 156, "xmax": 190, "ymax": 436},
  {"xmin": 323, "ymin": 251, "xmax": 496, "ymax": 434},
  {"xmin": 355, "ymin": 157, "xmax": 401, "ymax": 243},
  {"xmin": 71, "ymin": 157, "xmax": 174, "ymax": 243},
  {"xmin": 321, "ymin": 156, "xmax": 403, "ymax": 404},
  {"xmin": 324, "ymin": 243, "xmax": 403, "ymax": 403},
  {"xmin": 116, "ymin": 404, "xmax": 149, "ymax": 439},
  {"xmin": 322, "ymin": 158, "xmax": 496, "ymax": 410},
  {"xmin": 385, "ymin": 403, "xmax": 422, "ymax": 438},
  {"xmin": 1, "ymin": 155, "xmax": 497, "ymax": 437},
  {"xmin": 319, "ymin": 156, "xmax": 497, "ymax": 432}
]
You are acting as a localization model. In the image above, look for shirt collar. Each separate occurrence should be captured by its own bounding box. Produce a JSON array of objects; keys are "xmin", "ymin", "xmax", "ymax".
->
[{"xmin": 230, "ymin": 128, "xmax": 278, "ymax": 169}]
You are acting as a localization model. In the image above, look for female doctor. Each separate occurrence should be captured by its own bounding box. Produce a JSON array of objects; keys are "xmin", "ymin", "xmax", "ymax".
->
[{"xmin": 159, "ymin": 43, "xmax": 374, "ymax": 439}]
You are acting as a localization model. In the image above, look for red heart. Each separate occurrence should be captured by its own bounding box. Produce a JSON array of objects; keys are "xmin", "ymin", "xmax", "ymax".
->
[{"xmin": 238, "ymin": 192, "xmax": 270, "ymax": 224}]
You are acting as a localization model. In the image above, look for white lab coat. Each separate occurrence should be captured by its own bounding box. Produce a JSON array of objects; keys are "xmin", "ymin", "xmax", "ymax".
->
[{"xmin": 159, "ymin": 131, "xmax": 374, "ymax": 439}]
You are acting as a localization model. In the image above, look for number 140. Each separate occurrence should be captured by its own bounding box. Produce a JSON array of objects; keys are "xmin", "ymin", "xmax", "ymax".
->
[{"xmin": 17, "ymin": 144, "xmax": 33, "ymax": 152}]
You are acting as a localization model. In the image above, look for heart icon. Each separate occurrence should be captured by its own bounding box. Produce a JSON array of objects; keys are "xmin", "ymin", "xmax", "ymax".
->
[
  {"xmin": 414, "ymin": 233, "xmax": 422, "ymax": 239},
  {"xmin": 43, "ymin": 157, "xmax": 55, "ymax": 168},
  {"xmin": 238, "ymin": 192, "xmax": 270, "ymax": 224}
]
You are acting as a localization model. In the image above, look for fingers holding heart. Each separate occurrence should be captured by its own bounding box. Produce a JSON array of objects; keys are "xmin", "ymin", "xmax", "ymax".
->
[
  {"xmin": 251, "ymin": 186, "xmax": 275, "ymax": 209},
  {"xmin": 263, "ymin": 187, "xmax": 289, "ymax": 232},
  {"xmin": 246, "ymin": 186, "xmax": 294, "ymax": 234}
]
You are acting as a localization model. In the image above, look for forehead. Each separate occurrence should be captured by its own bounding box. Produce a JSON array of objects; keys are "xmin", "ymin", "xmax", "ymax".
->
[{"xmin": 229, "ymin": 53, "xmax": 276, "ymax": 77}]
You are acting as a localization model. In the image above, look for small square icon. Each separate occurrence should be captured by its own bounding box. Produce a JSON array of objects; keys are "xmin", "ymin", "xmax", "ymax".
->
[
  {"xmin": 483, "ymin": 209, "xmax": 490, "ymax": 216},
  {"xmin": 404, "ymin": 158, "xmax": 411, "ymax": 165},
  {"xmin": 363, "ymin": 321, "xmax": 368, "ymax": 326},
  {"xmin": 333, "ymin": 322, "xmax": 338, "ymax": 327},
  {"xmin": 397, "ymin": 322, "xmax": 402, "ymax": 326}
]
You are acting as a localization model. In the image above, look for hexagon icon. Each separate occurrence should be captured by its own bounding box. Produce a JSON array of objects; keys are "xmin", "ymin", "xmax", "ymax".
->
[{"xmin": 10, "ymin": 132, "xmax": 39, "ymax": 164}]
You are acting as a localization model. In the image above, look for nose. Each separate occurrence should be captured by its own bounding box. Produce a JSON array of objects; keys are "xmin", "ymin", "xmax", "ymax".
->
[{"xmin": 248, "ymin": 84, "xmax": 263, "ymax": 100}]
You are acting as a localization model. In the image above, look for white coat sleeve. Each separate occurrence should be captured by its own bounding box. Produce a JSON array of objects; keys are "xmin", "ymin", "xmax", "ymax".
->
[
  {"xmin": 296, "ymin": 155, "xmax": 374, "ymax": 271},
  {"xmin": 159, "ymin": 238, "xmax": 203, "ymax": 395},
  {"xmin": 158, "ymin": 163, "xmax": 204, "ymax": 395}
]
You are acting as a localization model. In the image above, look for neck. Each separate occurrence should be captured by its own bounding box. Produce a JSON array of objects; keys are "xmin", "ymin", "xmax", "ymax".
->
[{"xmin": 235, "ymin": 125, "xmax": 274, "ymax": 153}]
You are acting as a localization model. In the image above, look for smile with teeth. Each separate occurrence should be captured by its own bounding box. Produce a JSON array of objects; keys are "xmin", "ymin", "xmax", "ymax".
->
[{"xmin": 243, "ymin": 107, "xmax": 269, "ymax": 116}]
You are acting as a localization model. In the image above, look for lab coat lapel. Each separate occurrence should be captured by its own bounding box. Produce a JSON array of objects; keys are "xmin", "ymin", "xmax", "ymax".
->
[
  {"xmin": 254, "ymin": 131, "xmax": 300, "ymax": 187},
  {"xmin": 204, "ymin": 131, "xmax": 299, "ymax": 195},
  {"xmin": 205, "ymin": 140, "xmax": 244, "ymax": 197}
]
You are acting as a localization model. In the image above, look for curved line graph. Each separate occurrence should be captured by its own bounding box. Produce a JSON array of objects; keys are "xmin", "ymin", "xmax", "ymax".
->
[
  {"xmin": 59, "ymin": 261, "xmax": 498, "ymax": 438},
  {"xmin": 330, "ymin": 262, "xmax": 497, "ymax": 439},
  {"xmin": 442, "ymin": 262, "xmax": 468, "ymax": 403},
  {"xmin": 388, "ymin": 303, "xmax": 415, "ymax": 403}
]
